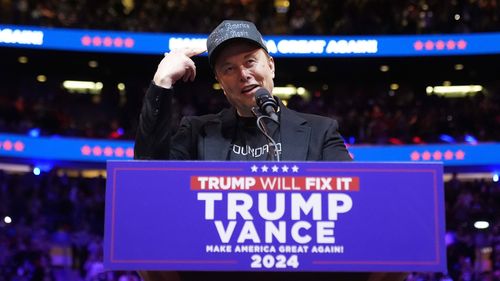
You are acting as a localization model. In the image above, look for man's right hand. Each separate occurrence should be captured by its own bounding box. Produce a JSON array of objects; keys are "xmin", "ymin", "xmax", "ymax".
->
[{"xmin": 153, "ymin": 48, "xmax": 206, "ymax": 89}]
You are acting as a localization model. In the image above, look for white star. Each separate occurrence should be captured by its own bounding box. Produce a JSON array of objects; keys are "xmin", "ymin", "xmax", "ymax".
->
[
  {"xmin": 261, "ymin": 165, "xmax": 269, "ymax": 172},
  {"xmin": 251, "ymin": 165, "xmax": 258, "ymax": 172},
  {"xmin": 292, "ymin": 165, "xmax": 299, "ymax": 172},
  {"xmin": 271, "ymin": 165, "xmax": 279, "ymax": 172},
  {"xmin": 281, "ymin": 165, "xmax": 289, "ymax": 172}
]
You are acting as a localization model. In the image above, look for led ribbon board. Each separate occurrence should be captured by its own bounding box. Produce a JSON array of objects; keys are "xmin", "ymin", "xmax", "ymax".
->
[
  {"xmin": 1, "ymin": 133, "xmax": 500, "ymax": 167},
  {"xmin": 0, "ymin": 133, "xmax": 134, "ymax": 162},
  {"xmin": 2, "ymin": 24, "xmax": 500, "ymax": 56},
  {"xmin": 104, "ymin": 161, "xmax": 446, "ymax": 272}
]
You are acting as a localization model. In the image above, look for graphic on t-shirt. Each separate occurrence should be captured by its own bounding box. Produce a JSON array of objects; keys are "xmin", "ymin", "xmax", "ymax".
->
[{"xmin": 231, "ymin": 143, "xmax": 282, "ymax": 158}]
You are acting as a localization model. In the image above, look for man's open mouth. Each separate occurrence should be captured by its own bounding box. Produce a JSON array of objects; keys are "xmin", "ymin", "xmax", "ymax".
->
[{"xmin": 241, "ymin": 85, "xmax": 260, "ymax": 94}]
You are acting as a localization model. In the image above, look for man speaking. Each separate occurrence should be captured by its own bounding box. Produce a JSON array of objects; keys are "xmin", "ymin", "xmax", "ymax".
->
[
  {"xmin": 135, "ymin": 20, "xmax": 351, "ymax": 162},
  {"xmin": 135, "ymin": 20, "xmax": 404, "ymax": 281}
]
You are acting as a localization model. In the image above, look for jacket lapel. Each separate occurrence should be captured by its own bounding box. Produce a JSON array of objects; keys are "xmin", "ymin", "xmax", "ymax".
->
[
  {"xmin": 279, "ymin": 105, "xmax": 311, "ymax": 161},
  {"xmin": 202, "ymin": 109, "xmax": 235, "ymax": 160}
]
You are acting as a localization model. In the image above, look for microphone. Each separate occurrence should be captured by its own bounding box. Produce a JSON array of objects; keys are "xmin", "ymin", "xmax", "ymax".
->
[{"xmin": 255, "ymin": 88, "xmax": 279, "ymax": 123}]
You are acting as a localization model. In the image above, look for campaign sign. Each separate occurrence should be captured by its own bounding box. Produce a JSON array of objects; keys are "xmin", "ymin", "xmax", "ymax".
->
[{"xmin": 104, "ymin": 161, "xmax": 446, "ymax": 272}]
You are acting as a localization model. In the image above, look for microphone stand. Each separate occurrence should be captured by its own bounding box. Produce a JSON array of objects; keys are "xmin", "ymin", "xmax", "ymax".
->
[{"xmin": 252, "ymin": 107, "xmax": 281, "ymax": 162}]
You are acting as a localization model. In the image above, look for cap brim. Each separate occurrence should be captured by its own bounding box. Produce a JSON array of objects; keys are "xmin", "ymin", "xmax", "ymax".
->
[{"xmin": 209, "ymin": 38, "xmax": 267, "ymax": 69}]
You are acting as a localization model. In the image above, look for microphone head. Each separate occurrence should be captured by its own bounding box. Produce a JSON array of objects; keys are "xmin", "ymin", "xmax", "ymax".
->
[
  {"xmin": 255, "ymin": 88, "xmax": 278, "ymax": 111},
  {"xmin": 255, "ymin": 87, "xmax": 271, "ymax": 99}
]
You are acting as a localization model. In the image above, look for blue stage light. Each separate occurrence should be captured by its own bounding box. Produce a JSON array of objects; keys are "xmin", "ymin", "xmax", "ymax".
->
[
  {"xmin": 465, "ymin": 134, "xmax": 478, "ymax": 145},
  {"xmin": 493, "ymin": 173, "xmax": 499, "ymax": 182},
  {"xmin": 28, "ymin": 128, "xmax": 40, "ymax": 137},
  {"xmin": 36, "ymin": 163, "xmax": 53, "ymax": 173},
  {"xmin": 33, "ymin": 167, "xmax": 41, "ymax": 175},
  {"xmin": 439, "ymin": 134, "xmax": 455, "ymax": 143}
]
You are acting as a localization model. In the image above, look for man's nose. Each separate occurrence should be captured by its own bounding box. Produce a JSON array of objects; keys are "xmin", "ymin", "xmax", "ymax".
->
[{"xmin": 238, "ymin": 67, "xmax": 251, "ymax": 82}]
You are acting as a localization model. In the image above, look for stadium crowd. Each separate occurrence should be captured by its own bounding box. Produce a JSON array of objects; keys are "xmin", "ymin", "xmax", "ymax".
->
[
  {"xmin": 1, "ymin": 0, "xmax": 499, "ymax": 35},
  {"xmin": 0, "ymin": 170, "xmax": 139, "ymax": 281},
  {"xmin": 1, "ymin": 0, "xmax": 499, "ymax": 144},
  {"xmin": 0, "ymin": 171, "xmax": 498, "ymax": 280},
  {"xmin": 0, "ymin": 80, "xmax": 499, "ymax": 145}
]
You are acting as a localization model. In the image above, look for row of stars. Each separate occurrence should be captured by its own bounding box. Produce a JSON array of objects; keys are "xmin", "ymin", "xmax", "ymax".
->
[
  {"xmin": 251, "ymin": 164, "xmax": 299, "ymax": 173},
  {"xmin": 410, "ymin": 150, "xmax": 465, "ymax": 161},
  {"xmin": 413, "ymin": 39, "xmax": 467, "ymax": 51}
]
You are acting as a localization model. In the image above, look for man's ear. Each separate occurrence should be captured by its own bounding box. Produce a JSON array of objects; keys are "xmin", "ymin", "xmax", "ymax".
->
[{"xmin": 214, "ymin": 75, "xmax": 227, "ymax": 96}]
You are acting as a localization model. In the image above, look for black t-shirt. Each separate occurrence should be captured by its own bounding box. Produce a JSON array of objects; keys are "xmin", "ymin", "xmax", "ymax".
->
[{"xmin": 228, "ymin": 115, "xmax": 281, "ymax": 161}]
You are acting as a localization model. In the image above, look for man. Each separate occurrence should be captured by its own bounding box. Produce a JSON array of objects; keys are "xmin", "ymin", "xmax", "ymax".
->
[
  {"xmin": 135, "ymin": 20, "xmax": 405, "ymax": 281},
  {"xmin": 135, "ymin": 20, "xmax": 351, "ymax": 162}
]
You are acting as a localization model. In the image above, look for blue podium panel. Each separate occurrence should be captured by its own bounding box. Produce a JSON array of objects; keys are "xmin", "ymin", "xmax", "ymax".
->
[{"xmin": 104, "ymin": 161, "xmax": 446, "ymax": 272}]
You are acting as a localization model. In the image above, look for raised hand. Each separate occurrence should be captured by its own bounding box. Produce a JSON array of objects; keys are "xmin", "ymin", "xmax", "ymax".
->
[{"xmin": 153, "ymin": 47, "xmax": 206, "ymax": 89}]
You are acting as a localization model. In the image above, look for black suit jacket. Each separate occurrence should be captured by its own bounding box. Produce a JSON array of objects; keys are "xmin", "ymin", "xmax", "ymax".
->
[{"xmin": 135, "ymin": 83, "xmax": 351, "ymax": 161}]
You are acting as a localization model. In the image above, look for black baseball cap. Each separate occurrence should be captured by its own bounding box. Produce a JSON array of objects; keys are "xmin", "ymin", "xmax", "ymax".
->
[{"xmin": 207, "ymin": 20, "xmax": 268, "ymax": 68}]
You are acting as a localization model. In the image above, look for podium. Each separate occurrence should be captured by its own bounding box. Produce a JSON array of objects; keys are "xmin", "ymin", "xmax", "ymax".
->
[{"xmin": 103, "ymin": 161, "xmax": 446, "ymax": 275}]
